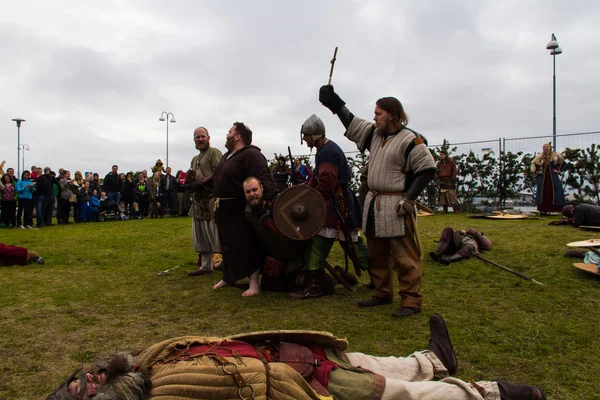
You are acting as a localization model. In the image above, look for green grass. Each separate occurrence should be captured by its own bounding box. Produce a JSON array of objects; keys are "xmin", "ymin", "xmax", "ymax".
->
[{"xmin": 0, "ymin": 214, "xmax": 599, "ymax": 399}]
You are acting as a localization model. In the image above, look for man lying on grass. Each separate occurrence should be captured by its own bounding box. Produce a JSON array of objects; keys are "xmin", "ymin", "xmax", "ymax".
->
[
  {"xmin": 47, "ymin": 315, "xmax": 545, "ymax": 400},
  {"xmin": 0, "ymin": 242, "xmax": 44, "ymax": 266}
]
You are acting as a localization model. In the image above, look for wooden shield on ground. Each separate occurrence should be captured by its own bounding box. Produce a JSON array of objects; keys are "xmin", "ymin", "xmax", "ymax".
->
[
  {"xmin": 566, "ymin": 239, "xmax": 600, "ymax": 247},
  {"xmin": 468, "ymin": 214, "xmax": 490, "ymax": 219},
  {"xmin": 573, "ymin": 263, "xmax": 600, "ymax": 276},
  {"xmin": 273, "ymin": 185, "xmax": 326, "ymax": 241},
  {"xmin": 486, "ymin": 213, "xmax": 528, "ymax": 219},
  {"xmin": 579, "ymin": 225, "xmax": 600, "ymax": 230}
]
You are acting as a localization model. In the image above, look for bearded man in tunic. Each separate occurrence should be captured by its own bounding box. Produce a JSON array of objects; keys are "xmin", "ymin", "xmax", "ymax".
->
[
  {"xmin": 435, "ymin": 149, "xmax": 460, "ymax": 213},
  {"xmin": 319, "ymin": 85, "xmax": 437, "ymax": 317},
  {"xmin": 212, "ymin": 122, "xmax": 276, "ymax": 296},
  {"xmin": 186, "ymin": 127, "xmax": 223, "ymax": 276}
]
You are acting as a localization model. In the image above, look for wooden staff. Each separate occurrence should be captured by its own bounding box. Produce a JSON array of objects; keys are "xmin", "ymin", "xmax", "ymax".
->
[
  {"xmin": 328, "ymin": 47, "xmax": 338, "ymax": 85},
  {"xmin": 474, "ymin": 255, "xmax": 544, "ymax": 286}
]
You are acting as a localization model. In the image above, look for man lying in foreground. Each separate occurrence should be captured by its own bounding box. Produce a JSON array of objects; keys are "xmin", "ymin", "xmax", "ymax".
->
[{"xmin": 47, "ymin": 315, "xmax": 544, "ymax": 400}]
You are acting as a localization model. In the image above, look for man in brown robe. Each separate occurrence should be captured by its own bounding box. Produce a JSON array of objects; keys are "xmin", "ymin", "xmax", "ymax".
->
[
  {"xmin": 435, "ymin": 149, "xmax": 460, "ymax": 213},
  {"xmin": 212, "ymin": 122, "xmax": 276, "ymax": 296}
]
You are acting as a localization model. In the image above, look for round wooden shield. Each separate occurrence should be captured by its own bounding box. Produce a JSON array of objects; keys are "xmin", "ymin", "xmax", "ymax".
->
[
  {"xmin": 486, "ymin": 213, "xmax": 528, "ymax": 220},
  {"xmin": 573, "ymin": 263, "xmax": 600, "ymax": 276},
  {"xmin": 272, "ymin": 185, "xmax": 326, "ymax": 241},
  {"xmin": 566, "ymin": 239, "xmax": 600, "ymax": 247}
]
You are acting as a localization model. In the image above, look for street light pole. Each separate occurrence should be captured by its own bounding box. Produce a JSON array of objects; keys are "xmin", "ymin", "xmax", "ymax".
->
[
  {"xmin": 546, "ymin": 34, "xmax": 562, "ymax": 151},
  {"xmin": 11, "ymin": 118, "xmax": 26, "ymax": 178},
  {"xmin": 20, "ymin": 144, "xmax": 30, "ymax": 176},
  {"xmin": 159, "ymin": 111, "xmax": 176, "ymax": 169}
]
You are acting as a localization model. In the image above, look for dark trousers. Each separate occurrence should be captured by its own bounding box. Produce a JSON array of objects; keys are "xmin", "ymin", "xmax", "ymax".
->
[
  {"xmin": 138, "ymin": 195, "xmax": 149, "ymax": 217},
  {"xmin": 35, "ymin": 195, "xmax": 54, "ymax": 227},
  {"xmin": 17, "ymin": 198, "xmax": 34, "ymax": 227},
  {"xmin": 59, "ymin": 198, "xmax": 72, "ymax": 223},
  {"xmin": 109, "ymin": 192, "xmax": 120, "ymax": 206},
  {"xmin": 1, "ymin": 200, "xmax": 17, "ymax": 227},
  {"xmin": 162, "ymin": 192, "xmax": 176, "ymax": 215}
]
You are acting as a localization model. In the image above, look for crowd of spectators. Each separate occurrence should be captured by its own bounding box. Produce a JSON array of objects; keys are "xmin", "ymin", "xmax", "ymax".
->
[{"xmin": 0, "ymin": 160, "xmax": 190, "ymax": 228}]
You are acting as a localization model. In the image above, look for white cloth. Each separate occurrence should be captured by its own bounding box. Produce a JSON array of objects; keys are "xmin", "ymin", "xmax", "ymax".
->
[
  {"xmin": 346, "ymin": 351, "xmax": 501, "ymax": 400},
  {"xmin": 317, "ymin": 227, "xmax": 360, "ymax": 242},
  {"xmin": 192, "ymin": 217, "xmax": 220, "ymax": 257}
]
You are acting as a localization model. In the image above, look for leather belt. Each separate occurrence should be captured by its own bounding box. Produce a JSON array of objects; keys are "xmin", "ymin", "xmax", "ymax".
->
[
  {"xmin": 370, "ymin": 190, "xmax": 405, "ymax": 211},
  {"xmin": 211, "ymin": 354, "xmax": 256, "ymax": 399}
]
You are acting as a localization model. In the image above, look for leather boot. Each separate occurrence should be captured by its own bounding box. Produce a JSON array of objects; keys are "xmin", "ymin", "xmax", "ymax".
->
[
  {"xmin": 426, "ymin": 314, "xmax": 457, "ymax": 375},
  {"xmin": 431, "ymin": 227, "xmax": 455, "ymax": 262},
  {"xmin": 429, "ymin": 250, "xmax": 444, "ymax": 262},
  {"xmin": 452, "ymin": 205, "xmax": 461, "ymax": 213},
  {"xmin": 289, "ymin": 271, "xmax": 324, "ymax": 299},
  {"xmin": 494, "ymin": 379, "xmax": 546, "ymax": 400},
  {"xmin": 440, "ymin": 253, "xmax": 464, "ymax": 265},
  {"xmin": 443, "ymin": 205, "xmax": 448, "ymax": 214}
]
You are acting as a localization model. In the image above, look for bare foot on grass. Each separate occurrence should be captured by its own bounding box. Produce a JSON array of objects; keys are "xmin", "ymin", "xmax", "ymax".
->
[
  {"xmin": 213, "ymin": 280, "xmax": 230, "ymax": 289},
  {"xmin": 242, "ymin": 270, "xmax": 261, "ymax": 297}
]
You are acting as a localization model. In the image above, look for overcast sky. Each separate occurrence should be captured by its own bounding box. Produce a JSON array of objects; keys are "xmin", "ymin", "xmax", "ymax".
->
[{"xmin": 2, "ymin": 0, "xmax": 599, "ymax": 176}]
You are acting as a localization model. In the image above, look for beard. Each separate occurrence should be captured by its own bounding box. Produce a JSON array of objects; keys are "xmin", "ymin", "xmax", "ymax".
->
[
  {"xmin": 225, "ymin": 136, "xmax": 235, "ymax": 151},
  {"xmin": 247, "ymin": 196, "xmax": 264, "ymax": 209},
  {"xmin": 195, "ymin": 141, "xmax": 209, "ymax": 151}
]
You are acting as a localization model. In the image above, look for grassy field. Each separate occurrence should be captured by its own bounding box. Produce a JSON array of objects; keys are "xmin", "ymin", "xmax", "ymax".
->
[{"xmin": 0, "ymin": 213, "xmax": 599, "ymax": 399}]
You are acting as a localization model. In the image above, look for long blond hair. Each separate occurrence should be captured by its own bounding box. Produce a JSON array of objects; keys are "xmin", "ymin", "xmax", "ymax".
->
[{"xmin": 74, "ymin": 170, "xmax": 84, "ymax": 184}]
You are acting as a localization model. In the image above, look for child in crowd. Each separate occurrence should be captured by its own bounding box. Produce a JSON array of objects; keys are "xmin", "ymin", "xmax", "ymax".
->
[
  {"xmin": 78, "ymin": 181, "xmax": 92, "ymax": 222},
  {"xmin": 90, "ymin": 190, "xmax": 100, "ymax": 221},
  {"xmin": 130, "ymin": 202, "xmax": 141, "ymax": 219},
  {"xmin": 118, "ymin": 201, "xmax": 128, "ymax": 220}
]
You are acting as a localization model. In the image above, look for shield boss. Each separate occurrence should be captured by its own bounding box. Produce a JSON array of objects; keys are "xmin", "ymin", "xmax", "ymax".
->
[{"xmin": 273, "ymin": 185, "xmax": 326, "ymax": 240}]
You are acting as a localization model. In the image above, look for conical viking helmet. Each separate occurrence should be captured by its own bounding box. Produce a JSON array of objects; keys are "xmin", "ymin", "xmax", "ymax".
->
[{"xmin": 300, "ymin": 114, "xmax": 326, "ymax": 144}]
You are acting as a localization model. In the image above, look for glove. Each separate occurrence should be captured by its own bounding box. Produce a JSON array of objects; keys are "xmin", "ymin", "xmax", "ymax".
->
[
  {"xmin": 319, "ymin": 85, "xmax": 346, "ymax": 114},
  {"xmin": 186, "ymin": 181, "xmax": 205, "ymax": 193},
  {"xmin": 397, "ymin": 199, "xmax": 416, "ymax": 218}
]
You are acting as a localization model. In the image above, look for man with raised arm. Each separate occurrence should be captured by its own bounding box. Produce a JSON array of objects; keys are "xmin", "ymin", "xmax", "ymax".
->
[{"xmin": 319, "ymin": 85, "xmax": 437, "ymax": 317}]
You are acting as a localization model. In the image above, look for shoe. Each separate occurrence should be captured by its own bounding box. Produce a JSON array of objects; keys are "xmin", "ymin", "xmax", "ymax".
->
[
  {"xmin": 494, "ymin": 379, "xmax": 546, "ymax": 400},
  {"xmin": 289, "ymin": 284, "xmax": 323, "ymax": 299},
  {"xmin": 188, "ymin": 269, "xmax": 213, "ymax": 276},
  {"xmin": 429, "ymin": 250, "xmax": 443, "ymax": 261},
  {"xmin": 426, "ymin": 314, "xmax": 457, "ymax": 375},
  {"xmin": 25, "ymin": 225, "xmax": 33, "ymax": 229},
  {"xmin": 363, "ymin": 280, "xmax": 376, "ymax": 290},
  {"xmin": 357, "ymin": 296, "xmax": 393, "ymax": 307},
  {"xmin": 391, "ymin": 306, "xmax": 421, "ymax": 318},
  {"xmin": 18, "ymin": 225, "xmax": 25, "ymax": 229}
]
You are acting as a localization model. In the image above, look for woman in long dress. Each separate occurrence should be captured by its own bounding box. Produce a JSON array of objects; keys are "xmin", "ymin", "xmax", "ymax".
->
[{"xmin": 531, "ymin": 143, "xmax": 565, "ymax": 213}]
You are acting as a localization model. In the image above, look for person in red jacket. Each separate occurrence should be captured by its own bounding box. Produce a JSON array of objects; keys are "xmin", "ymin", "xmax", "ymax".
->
[{"xmin": 0, "ymin": 242, "xmax": 44, "ymax": 266}]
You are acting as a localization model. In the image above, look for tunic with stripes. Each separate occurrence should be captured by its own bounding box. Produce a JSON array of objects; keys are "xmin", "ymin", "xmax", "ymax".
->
[{"xmin": 345, "ymin": 117, "xmax": 436, "ymax": 238}]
